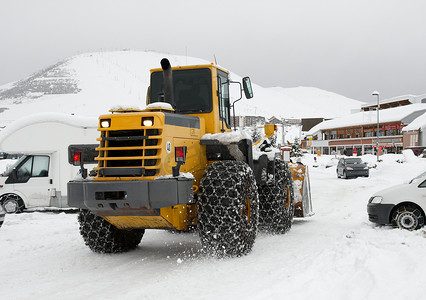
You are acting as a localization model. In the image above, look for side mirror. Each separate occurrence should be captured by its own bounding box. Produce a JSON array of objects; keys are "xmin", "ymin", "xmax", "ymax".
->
[{"xmin": 242, "ymin": 77, "xmax": 253, "ymax": 99}]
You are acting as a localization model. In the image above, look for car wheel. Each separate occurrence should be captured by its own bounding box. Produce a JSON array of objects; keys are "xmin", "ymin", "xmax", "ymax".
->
[
  {"xmin": 391, "ymin": 204, "xmax": 425, "ymax": 231},
  {"xmin": 1, "ymin": 194, "xmax": 25, "ymax": 214},
  {"xmin": 337, "ymin": 170, "xmax": 340, "ymax": 178}
]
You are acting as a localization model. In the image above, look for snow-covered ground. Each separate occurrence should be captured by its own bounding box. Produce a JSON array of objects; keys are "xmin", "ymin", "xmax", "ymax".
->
[{"xmin": 1, "ymin": 153, "xmax": 426, "ymax": 300}]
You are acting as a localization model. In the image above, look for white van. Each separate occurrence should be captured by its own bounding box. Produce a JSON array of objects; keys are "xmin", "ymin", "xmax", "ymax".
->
[{"xmin": 0, "ymin": 113, "xmax": 98, "ymax": 213}]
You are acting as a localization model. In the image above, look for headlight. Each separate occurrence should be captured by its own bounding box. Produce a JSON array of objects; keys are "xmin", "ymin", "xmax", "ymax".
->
[
  {"xmin": 346, "ymin": 167, "xmax": 353, "ymax": 170},
  {"xmin": 369, "ymin": 196, "xmax": 383, "ymax": 204},
  {"xmin": 364, "ymin": 166, "xmax": 368, "ymax": 170},
  {"xmin": 100, "ymin": 119, "xmax": 111, "ymax": 128},
  {"xmin": 142, "ymin": 117, "xmax": 154, "ymax": 127}
]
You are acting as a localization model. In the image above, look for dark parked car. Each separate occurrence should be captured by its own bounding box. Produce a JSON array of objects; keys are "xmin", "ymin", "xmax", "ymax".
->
[{"xmin": 336, "ymin": 157, "xmax": 369, "ymax": 179}]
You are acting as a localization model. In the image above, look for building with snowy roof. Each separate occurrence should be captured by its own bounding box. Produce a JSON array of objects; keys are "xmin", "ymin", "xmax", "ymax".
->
[
  {"xmin": 307, "ymin": 103, "xmax": 426, "ymax": 155},
  {"xmin": 402, "ymin": 111, "xmax": 426, "ymax": 152},
  {"xmin": 361, "ymin": 94, "xmax": 426, "ymax": 111}
]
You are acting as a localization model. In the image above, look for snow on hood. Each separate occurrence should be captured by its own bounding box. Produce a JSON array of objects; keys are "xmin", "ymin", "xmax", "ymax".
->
[
  {"xmin": 146, "ymin": 102, "xmax": 174, "ymax": 110},
  {"xmin": 110, "ymin": 105, "xmax": 142, "ymax": 111},
  {"xmin": 201, "ymin": 130, "xmax": 252, "ymax": 144}
]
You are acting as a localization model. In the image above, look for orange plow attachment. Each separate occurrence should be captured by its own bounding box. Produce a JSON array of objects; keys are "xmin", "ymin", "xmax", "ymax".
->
[{"xmin": 289, "ymin": 164, "xmax": 314, "ymax": 217}]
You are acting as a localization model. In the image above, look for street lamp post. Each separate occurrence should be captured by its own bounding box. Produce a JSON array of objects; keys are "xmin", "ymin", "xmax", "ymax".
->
[{"xmin": 372, "ymin": 91, "xmax": 380, "ymax": 162}]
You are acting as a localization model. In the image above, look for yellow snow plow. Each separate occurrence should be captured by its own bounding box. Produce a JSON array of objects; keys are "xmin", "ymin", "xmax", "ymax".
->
[
  {"xmin": 289, "ymin": 163, "xmax": 313, "ymax": 217},
  {"xmin": 260, "ymin": 124, "xmax": 313, "ymax": 218}
]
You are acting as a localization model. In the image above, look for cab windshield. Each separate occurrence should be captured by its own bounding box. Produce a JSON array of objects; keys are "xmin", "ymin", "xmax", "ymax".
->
[
  {"xmin": 2, "ymin": 155, "xmax": 27, "ymax": 176},
  {"xmin": 150, "ymin": 68, "xmax": 212, "ymax": 113}
]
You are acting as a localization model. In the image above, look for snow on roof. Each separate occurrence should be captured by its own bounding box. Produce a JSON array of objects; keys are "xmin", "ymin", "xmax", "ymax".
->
[
  {"xmin": 361, "ymin": 93, "xmax": 426, "ymax": 108},
  {"xmin": 402, "ymin": 111, "xmax": 426, "ymax": 131},
  {"xmin": 0, "ymin": 112, "xmax": 98, "ymax": 144},
  {"xmin": 307, "ymin": 103, "xmax": 426, "ymax": 135}
]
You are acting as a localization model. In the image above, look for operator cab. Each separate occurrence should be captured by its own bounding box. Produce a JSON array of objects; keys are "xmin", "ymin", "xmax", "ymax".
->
[
  {"xmin": 148, "ymin": 60, "xmax": 253, "ymax": 133},
  {"xmin": 150, "ymin": 68, "xmax": 214, "ymax": 114}
]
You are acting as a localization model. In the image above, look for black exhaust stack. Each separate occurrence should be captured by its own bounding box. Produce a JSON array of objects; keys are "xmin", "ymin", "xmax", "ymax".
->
[{"xmin": 160, "ymin": 58, "xmax": 174, "ymax": 104}]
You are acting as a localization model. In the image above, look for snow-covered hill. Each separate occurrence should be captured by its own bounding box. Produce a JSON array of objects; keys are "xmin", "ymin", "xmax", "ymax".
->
[{"xmin": 0, "ymin": 51, "xmax": 365, "ymax": 128}]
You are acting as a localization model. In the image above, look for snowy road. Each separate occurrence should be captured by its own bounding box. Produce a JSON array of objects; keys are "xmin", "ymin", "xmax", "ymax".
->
[{"xmin": 1, "ymin": 154, "xmax": 426, "ymax": 300}]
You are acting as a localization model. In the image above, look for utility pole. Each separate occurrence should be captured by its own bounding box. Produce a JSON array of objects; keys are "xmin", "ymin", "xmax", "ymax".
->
[{"xmin": 372, "ymin": 91, "xmax": 380, "ymax": 162}]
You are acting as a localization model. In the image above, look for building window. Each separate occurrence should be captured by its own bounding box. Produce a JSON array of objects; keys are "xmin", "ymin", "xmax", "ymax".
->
[
  {"xmin": 386, "ymin": 129, "xmax": 396, "ymax": 136},
  {"xmin": 323, "ymin": 131, "xmax": 329, "ymax": 140},
  {"xmin": 346, "ymin": 129, "xmax": 351, "ymax": 138},
  {"xmin": 330, "ymin": 130, "xmax": 337, "ymax": 140},
  {"xmin": 355, "ymin": 129, "xmax": 360, "ymax": 138},
  {"xmin": 364, "ymin": 128, "xmax": 374, "ymax": 137}
]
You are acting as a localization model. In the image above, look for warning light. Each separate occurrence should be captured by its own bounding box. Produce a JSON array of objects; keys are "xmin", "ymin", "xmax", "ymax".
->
[
  {"xmin": 73, "ymin": 152, "xmax": 81, "ymax": 166},
  {"xmin": 175, "ymin": 146, "xmax": 187, "ymax": 163}
]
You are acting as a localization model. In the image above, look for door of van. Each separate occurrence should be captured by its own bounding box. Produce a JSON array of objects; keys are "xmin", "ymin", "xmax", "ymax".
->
[{"xmin": 6, "ymin": 155, "xmax": 52, "ymax": 208}]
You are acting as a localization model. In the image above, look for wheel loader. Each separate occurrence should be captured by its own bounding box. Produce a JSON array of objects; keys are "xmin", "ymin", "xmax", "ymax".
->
[{"xmin": 67, "ymin": 58, "xmax": 312, "ymax": 257}]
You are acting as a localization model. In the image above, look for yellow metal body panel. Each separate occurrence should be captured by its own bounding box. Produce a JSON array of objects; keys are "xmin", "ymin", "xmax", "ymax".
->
[
  {"xmin": 102, "ymin": 204, "xmax": 197, "ymax": 230},
  {"xmin": 264, "ymin": 124, "xmax": 276, "ymax": 138}
]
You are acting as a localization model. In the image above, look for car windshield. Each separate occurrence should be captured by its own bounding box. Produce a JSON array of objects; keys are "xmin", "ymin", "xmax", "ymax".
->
[
  {"xmin": 1, "ymin": 155, "xmax": 27, "ymax": 176},
  {"xmin": 409, "ymin": 171, "xmax": 426, "ymax": 184},
  {"xmin": 345, "ymin": 158, "xmax": 362, "ymax": 164}
]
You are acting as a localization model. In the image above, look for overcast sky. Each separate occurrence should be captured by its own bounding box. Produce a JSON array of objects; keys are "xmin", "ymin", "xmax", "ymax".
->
[{"xmin": 1, "ymin": 0, "xmax": 425, "ymax": 103}]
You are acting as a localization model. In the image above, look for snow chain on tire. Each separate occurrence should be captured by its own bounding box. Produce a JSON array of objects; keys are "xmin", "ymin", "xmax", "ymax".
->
[
  {"xmin": 198, "ymin": 160, "xmax": 259, "ymax": 257},
  {"xmin": 78, "ymin": 209, "xmax": 144, "ymax": 253},
  {"xmin": 258, "ymin": 159, "xmax": 295, "ymax": 234}
]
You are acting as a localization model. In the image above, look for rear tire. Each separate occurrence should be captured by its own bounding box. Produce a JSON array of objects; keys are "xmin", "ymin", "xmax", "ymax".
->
[
  {"xmin": 78, "ymin": 209, "xmax": 144, "ymax": 253},
  {"xmin": 258, "ymin": 160, "xmax": 295, "ymax": 234},
  {"xmin": 198, "ymin": 161, "xmax": 259, "ymax": 257},
  {"xmin": 391, "ymin": 204, "xmax": 425, "ymax": 231},
  {"xmin": 1, "ymin": 194, "xmax": 25, "ymax": 214}
]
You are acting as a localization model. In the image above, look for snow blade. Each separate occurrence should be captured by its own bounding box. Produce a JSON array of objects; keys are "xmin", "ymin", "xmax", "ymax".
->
[{"xmin": 289, "ymin": 164, "xmax": 314, "ymax": 217}]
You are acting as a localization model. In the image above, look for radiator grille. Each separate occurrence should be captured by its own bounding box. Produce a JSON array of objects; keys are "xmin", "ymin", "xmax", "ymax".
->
[{"xmin": 96, "ymin": 129, "xmax": 161, "ymax": 177}]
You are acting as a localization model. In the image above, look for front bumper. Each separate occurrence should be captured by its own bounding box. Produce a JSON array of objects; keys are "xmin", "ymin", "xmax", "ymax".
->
[
  {"xmin": 68, "ymin": 178, "xmax": 194, "ymax": 216},
  {"xmin": 367, "ymin": 203, "xmax": 394, "ymax": 225},
  {"xmin": 347, "ymin": 170, "xmax": 369, "ymax": 177}
]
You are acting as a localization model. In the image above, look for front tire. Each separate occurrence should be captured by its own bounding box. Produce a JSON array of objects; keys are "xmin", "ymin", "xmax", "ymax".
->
[
  {"xmin": 1, "ymin": 194, "xmax": 25, "ymax": 214},
  {"xmin": 198, "ymin": 161, "xmax": 259, "ymax": 257},
  {"xmin": 258, "ymin": 160, "xmax": 295, "ymax": 234},
  {"xmin": 78, "ymin": 209, "xmax": 144, "ymax": 253},
  {"xmin": 391, "ymin": 204, "xmax": 425, "ymax": 231}
]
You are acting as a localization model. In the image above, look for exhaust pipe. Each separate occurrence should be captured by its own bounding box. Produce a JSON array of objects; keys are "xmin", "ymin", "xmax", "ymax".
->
[{"xmin": 160, "ymin": 58, "xmax": 174, "ymax": 104}]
